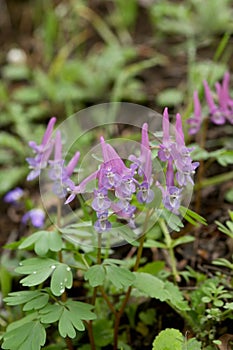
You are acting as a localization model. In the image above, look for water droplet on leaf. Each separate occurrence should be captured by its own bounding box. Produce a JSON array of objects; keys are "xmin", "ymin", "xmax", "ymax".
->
[{"xmin": 66, "ymin": 267, "xmax": 71, "ymax": 271}]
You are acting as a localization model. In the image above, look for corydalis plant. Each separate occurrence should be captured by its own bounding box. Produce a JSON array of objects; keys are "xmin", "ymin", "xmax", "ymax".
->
[
  {"xmin": 187, "ymin": 71, "xmax": 233, "ymax": 135},
  {"xmin": 157, "ymin": 108, "xmax": 199, "ymax": 213},
  {"xmin": 66, "ymin": 124, "xmax": 155, "ymax": 232}
]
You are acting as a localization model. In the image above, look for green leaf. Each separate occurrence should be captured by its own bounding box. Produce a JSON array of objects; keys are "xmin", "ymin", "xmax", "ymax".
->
[
  {"xmin": 2, "ymin": 320, "xmax": 46, "ymax": 350},
  {"xmin": 133, "ymin": 273, "xmax": 189, "ymax": 311},
  {"xmin": 92, "ymin": 319, "xmax": 113, "ymax": 347},
  {"xmin": 2, "ymin": 64, "xmax": 30, "ymax": 81},
  {"xmin": 179, "ymin": 207, "xmax": 207, "ymax": 226},
  {"xmin": 105, "ymin": 265, "xmax": 135, "ymax": 289},
  {"xmin": 4, "ymin": 290, "xmax": 49, "ymax": 311},
  {"xmin": 16, "ymin": 258, "xmax": 58, "ymax": 287},
  {"xmin": 0, "ymin": 132, "xmax": 25, "ymax": 155},
  {"xmin": 156, "ymin": 88, "xmax": 184, "ymax": 107},
  {"xmin": 225, "ymin": 188, "xmax": 233, "ymax": 203},
  {"xmin": 138, "ymin": 261, "xmax": 165, "ymax": 276},
  {"xmin": 171, "ymin": 235, "xmax": 195, "ymax": 248},
  {"xmin": 215, "ymin": 220, "xmax": 233, "ymax": 239},
  {"xmin": 152, "ymin": 328, "xmax": 183, "ymax": 350},
  {"xmin": 133, "ymin": 272, "xmax": 167, "ymax": 301},
  {"xmin": 184, "ymin": 338, "xmax": 202, "ymax": 350},
  {"xmin": 19, "ymin": 230, "xmax": 63, "ymax": 256},
  {"xmin": 162, "ymin": 209, "xmax": 184, "ymax": 231},
  {"xmin": 39, "ymin": 304, "xmax": 63, "ymax": 323},
  {"xmin": 215, "ymin": 150, "xmax": 233, "ymax": 166},
  {"xmin": 40, "ymin": 300, "xmax": 96, "ymax": 338},
  {"xmin": 84, "ymin": 265, "xmax": 106, "ymax": 287},
  {"xmin": 50, "ymin": 264, "xmax": 73, "ymax": 296},
  {"xmin": 164, "ymin": 281, "xmax": 189, "ymax": 311},
  {"xmin": 13, "ymin": 87, "xmax": 42, "ymax": 104},
  {"xmin": 0, "ymin": 167, "xmax": 28, "ymax": 196}
]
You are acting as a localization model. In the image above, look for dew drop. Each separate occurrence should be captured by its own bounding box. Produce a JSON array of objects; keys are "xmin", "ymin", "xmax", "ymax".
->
[
  {"xmin": 60, "ymin": 288, "xmax": 65, "ymax": 294},
  {"xmin": 33, "ymin": 271, "xmax": 37, "ymax": 274},
  {"xmin": 64, "ymin": 278, "xmax": 68, "ymax": 283},
  {"xmin": 19, "ymin": 262, "xmax": 23, "ymax": 266},
  {"xmin": 50, "ymin": 265, "xmax": 56, "ymax": 269},
  {"xmin": 66, "ymin": 267, "xmax": 71, "ymax": 271},
  {"xmin": 60, "ymin": 282, "xmax": 64, "ymax": 286}
]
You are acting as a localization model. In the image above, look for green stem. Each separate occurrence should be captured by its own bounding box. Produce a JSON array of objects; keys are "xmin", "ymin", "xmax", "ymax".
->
[
  {"xmin": 194, "ymin": 170, "xmax": 233, "ymax": 190},
  {"xmin": 159, "ymin": 219, "xmax": 180, "ymax": 283},
  {"xmin": 88, "ymin": 234, "xmax": 103, "ymax": 350},
  {"xmin": 56, "ymin": 199, "xmax": 74, "ymax": 350},
  {"xmin": 195, "ymin": 118, "xmax": 209, "ymax": 214},
  {"xmin": 113, "ymin": 210, "xmax": 152, "ymax": 350}
]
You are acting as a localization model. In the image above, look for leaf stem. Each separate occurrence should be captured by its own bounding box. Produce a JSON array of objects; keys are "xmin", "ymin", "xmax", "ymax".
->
[
  {"xmin": 159, "ymin": 219, "xmax": 180, "ymax": 282},
  {"xmin": 113, "ymin": 210, "xmax": 152, "ymax": 349}
]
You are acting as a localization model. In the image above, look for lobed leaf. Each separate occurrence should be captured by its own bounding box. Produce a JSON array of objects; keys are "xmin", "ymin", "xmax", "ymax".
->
[
  {"xmin": 4, "ymin": 290, "xmax": 49, "ymax": 311},
  {"xmin": 152, "ymin": 328, "xmax": 183, "ymax": 350},
  {"xmin": 84, "ymin": 265, "xmax": 106, "ymax": 287},
  {"xmin": 133, "ymin": 272, "xmax": 189, "ymax": 311},
  {"xmin": 19, "ymin": 230, "xmax": 63, "ymax": 256},
  {"xmin": 40, "ymin": 300, "xmax": 96, "ymax": 338},
  {"xmin": 50, "ymin": 264, "xmax": 73, "ymax": 296},
  {"xmin": 105, "ymin": 265, "xmax": 135, "ymax": 289},
  {"xmin": 2, "ymin": 320, "xmax": 46, "ymax": 350}
]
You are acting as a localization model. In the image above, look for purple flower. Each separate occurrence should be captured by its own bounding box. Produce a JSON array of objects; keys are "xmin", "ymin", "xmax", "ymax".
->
[
  {"xmin": 204, "ymin": 80, "xmax": 225, "ymax": 125},
  {"xmin": 129, "ymin": 123, "xmax": 154, "ymax": 203},
  {"xmin": 4, "ymin": 187, "xmax": 24, "ymax": 204},
  {"xmin": 115, "ymin": 175, "xmax": 136, "ymax": 199},
  {"xmin": 22, "ymin": 209, "xmax": 45, "ymax": 228},
  {"xmin": 157, "ymin": 162, "xmax": 182, "ymax": 215},
  {"xmin": 163, "ymin": 186, "xmax": 182, "ymax": 214},
  {"xmin": 187, "ymin": 91, "xmax": 202, "ymax": 135},
  {"xmin": 92, "ymin": 189, "xmax": 111, "ymax": 212},
  {"xmin": 49, "ymin": 131, "xmax": 80, "ymax": 198},
  {"xmin": 137, "ymin": 182, "xmax": 154, "ymax": 203},
  {"xmin": 176, "ymin": 160, "xmax": 199, "ymax": 186},
  {"xmin": 94, "ymin": 212, "xmax": 112, "ymax": 233},
  {"xmin": 158, "ymin": 108, "xmax": 173, "ymax": 161},
  {"xmin": 26, "ymin": 117, "xmax": 56, "ymax": 181}
]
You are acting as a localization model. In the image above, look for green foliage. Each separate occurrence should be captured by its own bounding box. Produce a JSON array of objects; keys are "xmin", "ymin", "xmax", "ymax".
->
[
  {"xmin": 18, "ymin": 230, "xmax": 63, "ymax": 256},
  {"xmin": 152, "ymin": 328, "xmax": 183, "ymax": 350},
  {"xmin": 2, "ymin": 318, "xmax": 46, "ymax": 350},
  {"xmin": 40, "ymin": 300, "xmax": 96, "ymax": 337},
  {"xmin": 133, "ymin": 272, "xmax": 189, "ymax": 311},
  {"xmin": 179, "ymin": 207, "xmax": 207, "ymax": 227},
  {"xmin": 15, "ymin": 258, "xmax": 73, "ymax": 296},
  {"xmin": 85, "ymin": 262, "xmax": 135, "ymax": 289},
  {"xmin": 4, "ymin": 290, "xmax": 49, "ymax": 311},
  {"xmin": 152, "ymin": 328, "xmax": 202, "ymax": 350}
]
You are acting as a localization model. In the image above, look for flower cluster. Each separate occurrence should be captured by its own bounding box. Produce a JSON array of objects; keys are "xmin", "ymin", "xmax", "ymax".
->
[
  {"xmin": 65, "ymin": 124, "xmax": 154, "ymax": 233},
  {"xmin": 25, "ymin": 111, "xmax": 197, "ymax": 233},
  {"xmin": 26, "ymin": 118, "xmax": 80, "ymax": 199},
  {"xmin": 187, "ymin": 71, "xmax": 233, "ymax": 135},
  {"xmin": 157, "ymin": 108, "xmax": 199, "ymax": 214}
]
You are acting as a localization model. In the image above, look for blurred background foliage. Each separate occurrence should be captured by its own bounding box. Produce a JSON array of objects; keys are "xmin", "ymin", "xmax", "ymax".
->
[{"xmin": 0, "ymin": 0, "xmax": 233, "ymax": 195}]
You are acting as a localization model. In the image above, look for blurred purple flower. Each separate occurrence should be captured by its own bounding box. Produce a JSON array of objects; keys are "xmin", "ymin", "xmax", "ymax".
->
[
  {"xmin": 187, "ymin": 91, "xmax": 202, "ymax": 135},
  {"xmin": 92, "ymin": 188, "xmax": 111, "ymax": 212},
  {"xmin": 26, "ymin": 117, "xmax": 56, "ymax": 181},
  {"xmin": 204, "ymin": 80, "xmax": 226, "ymax": 125},
  {"xmin": 22, "ymin": 209, "xmax": 45, "ymax": 228},
  {"xmin": 49, "ymin": 131, "xmax": 80, "ymax": 198},
  {"xmin": 94, "ymin": 212, "xmax": 112, "ymax": 233},
  {"xmin": 4, "ymin": 187, "xmax": 24, "ymax": 204},
  {"xmin": 158, "ymin": 108, "xmax": 173, "ymax": 161},
  {"xmin": 129, "ymin": 123, "xmax": 154, "ymax": 203}
]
